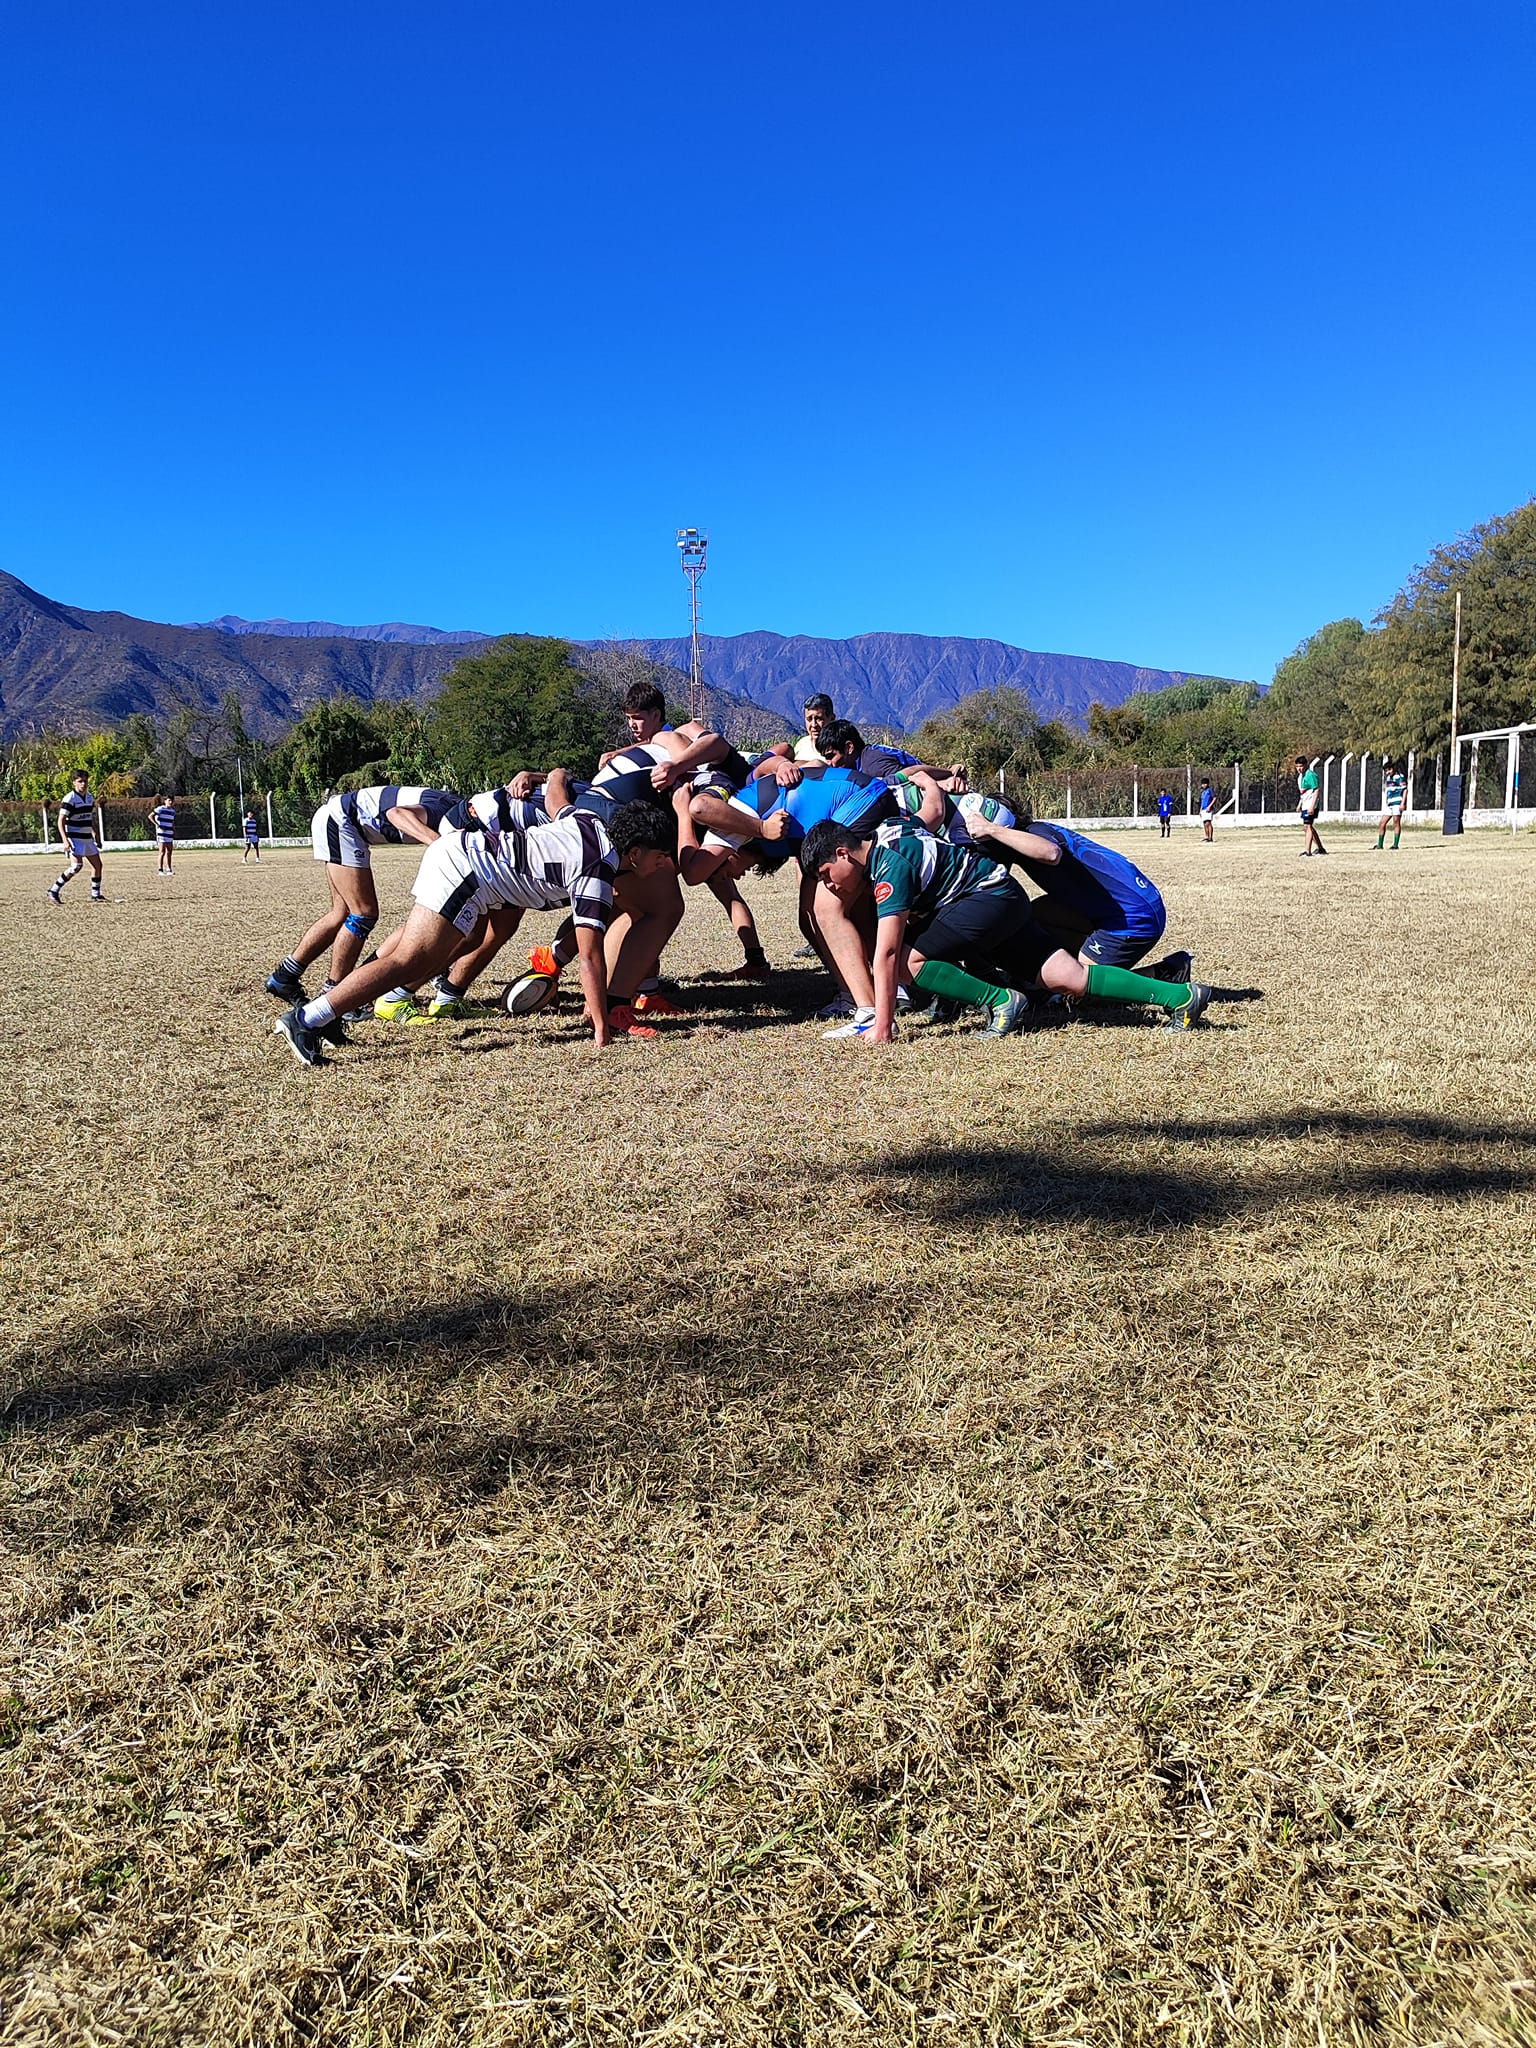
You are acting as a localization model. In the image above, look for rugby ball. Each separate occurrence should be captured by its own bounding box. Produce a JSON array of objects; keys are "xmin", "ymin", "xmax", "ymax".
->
[{"xmin": 503, "ymin": 970, "xmax": 559, "ymax": 1017}]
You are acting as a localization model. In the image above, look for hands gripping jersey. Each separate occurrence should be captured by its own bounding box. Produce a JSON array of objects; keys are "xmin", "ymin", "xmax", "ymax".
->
[
  {"xmin": 704, "ymin": 766, "xmax": 895, "ymax": 851},
  {"xmin": 313, "ymin": 786, "xmax": 460, "ymax": 866},
  {"xmin": 891, "ymin": 779, "xmax": 1016, "ymax": 846},
  {"xmin": 868, "ymin": 817, "xmax": 1014, "ymax": 931},
  {"xmin": 1003, "ymin": 821, "xmax": 1163, "ymax": 932},
  {"xmin": 413, "ymin": 803, "xmax": 618, "ymax": 936}
]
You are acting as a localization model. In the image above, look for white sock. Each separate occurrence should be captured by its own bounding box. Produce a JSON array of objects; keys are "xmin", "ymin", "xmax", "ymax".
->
[{"xmin": 299, "ymin": 995, "xmax": 337, "ymax": 1029}]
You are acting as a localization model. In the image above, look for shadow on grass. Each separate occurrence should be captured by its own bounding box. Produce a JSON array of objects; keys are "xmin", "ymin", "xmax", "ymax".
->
[{"xmin": 861, "ymin": 1111, "xmax": 1536, "ymax": 1230}]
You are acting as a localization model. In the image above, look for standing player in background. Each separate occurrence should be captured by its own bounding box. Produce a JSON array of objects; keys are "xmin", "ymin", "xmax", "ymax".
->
[
  {"xmin": 149, "ymin": 794, "xmax": 177, "ymax": 874},
  {"xmin": 1376, "ymin": 762, "xmax": 1407, "ymax": 850},
  {"xmin": 1199, "ymin": 778, "xmax": 1216, "ymax": 842},
  {"xmin": 1296, "ymin": 756, "xmax": 1327, "ymax": 857},
  {"xmin": 1157, "ymin": 788, "xmax": 1174, "ymax": 838},
  {"xmin": 47, "ymin": 771, "xmax": 106, "ymax": 905},
  {"xmin": 242, "ymin": 808, "xmax": 262, "ymax": 862}
]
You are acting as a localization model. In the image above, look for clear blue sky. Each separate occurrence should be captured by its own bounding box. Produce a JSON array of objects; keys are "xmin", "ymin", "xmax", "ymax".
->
[{"xmin": 4, "ymin": 0, "xmax": 1533, "ymax": 682}]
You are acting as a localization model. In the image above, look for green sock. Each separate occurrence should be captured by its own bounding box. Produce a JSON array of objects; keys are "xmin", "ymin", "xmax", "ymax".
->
[
  {"xmin": 1376, "ymin": 835, "xmax": 1384, "ymax": 848},
  {"xmin": 1086, "ymin": 962, "xmax": 1189, "ymax": 1011},
  {"xmin": 915, "ymin": 958, "xmax": 1008, "ymax": 1011},
  {"xmin": 1392, "ymin": 834, "xmax": 1400, "ymax": 848}
]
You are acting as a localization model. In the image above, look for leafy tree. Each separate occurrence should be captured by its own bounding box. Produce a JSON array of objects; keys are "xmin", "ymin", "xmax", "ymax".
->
[
  {"xmin": 428, "ymin": 637, "xmax": 625, "ymax": 786},
  {"xmin": 1344, "ymin": 501, "xmax": 1536, "ymax": 753},
  {"xmin": 913, "ymin": 688, "xmax": 1063, "ymax": 782},
  {"xmin": 1266, "ymin": 620, "xmax": 1365, "ymax": 752},
  {"xmin": 267, "ymin": 697, "xmax": 394, "ymax": 799}
]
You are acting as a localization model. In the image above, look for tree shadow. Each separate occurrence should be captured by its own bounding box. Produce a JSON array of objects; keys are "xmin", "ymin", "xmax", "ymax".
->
[{"xmin": 859, "ymin": 1111, "xmax": 1536, "ymax": 1231}]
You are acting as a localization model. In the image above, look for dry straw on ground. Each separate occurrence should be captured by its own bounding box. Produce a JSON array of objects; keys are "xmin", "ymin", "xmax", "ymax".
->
[{"xmin": 2, "ymin": 826, "xmax": 1534, "ymax": 2046}]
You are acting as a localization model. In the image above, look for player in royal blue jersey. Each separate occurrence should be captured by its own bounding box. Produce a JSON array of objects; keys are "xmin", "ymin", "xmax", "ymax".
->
[
  {"xmin": 964, "ymin": 811, "xmax": 1194, "ymax": 989},
  {"xmin": 1156, "ymin": 788, "xmax": 1174, "ymax": 838},
  {"xmin": 687, "ymin": 763, "xmax": 900, "ymax": 1022}
]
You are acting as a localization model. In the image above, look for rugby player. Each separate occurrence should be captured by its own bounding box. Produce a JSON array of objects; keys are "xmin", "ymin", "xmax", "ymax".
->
[
  {"xmin": 800, "ymin": 818, "xmax": 1213, "ymax": 1040},
  {"xmin": 264, "ymin": 784, "xmax": 460, "ymax": 1005},
  {"xmin": 687, "ymin": 764, "xmax": 899, "ymax": 1030},
  {"xmin": 47, "ymin": 772, "xmax": 105, "ymax": 904},
  {"xmin": 273, "ymin": 784, "xmax": 673, "ymax": 1065},
  {"xmin": 149, "ymin": 794, "xmax": 177, "ymax": 874},
  {"xmin": 1376, "ymin": 761, "xmax": 1406, "ymax": 850},
  {"xmin": 965, "ymin": 810, "xmax": 1194, "ymax": 987}
]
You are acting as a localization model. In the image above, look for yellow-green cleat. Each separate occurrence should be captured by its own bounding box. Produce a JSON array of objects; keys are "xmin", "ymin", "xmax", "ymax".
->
[{"xmin": 374, "ymin": 994, "xmax": 422, "ymax": 1022}]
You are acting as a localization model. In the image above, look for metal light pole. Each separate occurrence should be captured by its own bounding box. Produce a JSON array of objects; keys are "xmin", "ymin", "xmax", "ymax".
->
[{"xmin": 677, "ymin": 528, "xmax": 708, "ymax": 727}]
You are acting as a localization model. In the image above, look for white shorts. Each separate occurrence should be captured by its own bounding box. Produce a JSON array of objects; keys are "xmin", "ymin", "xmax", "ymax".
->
[
  {"xmin": 411, "ymin": 837, "xmax": 492, "ymax": 936},
  {"xmin": 64, "ymin": 838, "xmax": 100, "ymax": 862},
  {"xmin": 311, "ymin": 797, "xmax": 371, "ymax": 868}
]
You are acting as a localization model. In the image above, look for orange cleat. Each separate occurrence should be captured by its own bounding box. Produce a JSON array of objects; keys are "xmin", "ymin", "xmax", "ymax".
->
[
  {"xmin": 608, "ymin": 1004, "xmax": 658, "ymax": 1038},
  {"xmin": 633, "ymin": 991, "xmax": 685, "ymax": 1016},
  {"xmin": 528, "ymin": 944, "xmax": 563, "ymax": 978},
  {"xmin": 722, "ymin": 958, "xmax": 771, "ymax": 981}
]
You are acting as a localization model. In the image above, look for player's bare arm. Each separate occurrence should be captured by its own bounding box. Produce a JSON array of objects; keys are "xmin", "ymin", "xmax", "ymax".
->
[
  {"xmin": 964, "ymin": 814, "xmax": 1064, "ymax": 865},
  {"xmin": 574, "ymin": 921, "xmax": 614, "ymax": 1049}
]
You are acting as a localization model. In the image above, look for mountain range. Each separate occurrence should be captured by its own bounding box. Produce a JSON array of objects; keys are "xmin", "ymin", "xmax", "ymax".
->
[{"xmin": 1, "ymin": 569, "xmax": 1241, "ymax": 741}]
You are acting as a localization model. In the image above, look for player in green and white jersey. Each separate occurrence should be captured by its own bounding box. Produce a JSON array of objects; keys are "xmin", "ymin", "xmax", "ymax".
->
[
  {"xmin": 799, "ymin": 816, "xmax": 1212, "ymax": 1041},
  {"xmin": 1376, "ymin": 762, "xmax": 1407, "ymax": 849}
]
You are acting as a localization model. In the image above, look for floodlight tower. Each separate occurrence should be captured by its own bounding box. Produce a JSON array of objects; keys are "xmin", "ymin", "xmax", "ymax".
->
[{"xmin": 677, "ymin": 527, "xmax": 708, "ymax": 725}]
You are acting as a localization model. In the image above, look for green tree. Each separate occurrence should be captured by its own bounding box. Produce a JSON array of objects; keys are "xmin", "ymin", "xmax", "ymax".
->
[
  {"xmin": 428, "ymin": 637, "xmax": 625, "ymax": 786},
  {"xmin": 268, "ymin": 697, "xmax": 394, "ymax": 799},
  {"xmin": 1266, "ymin": 620, "xmax": 1365, "ymax": 751},
  {"xmin": 1344, "ymin": 501, "xmax": 1536, "ymax": 753},
  {"xmin": 913, "ymin": 688, "xmax": 1063, "ymax": 782}
]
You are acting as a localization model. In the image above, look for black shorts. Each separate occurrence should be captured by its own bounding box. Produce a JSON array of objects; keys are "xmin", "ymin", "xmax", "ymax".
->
[{"xmin": 914, "ymin": 881, "xmax": 1057, "ymax": 986}]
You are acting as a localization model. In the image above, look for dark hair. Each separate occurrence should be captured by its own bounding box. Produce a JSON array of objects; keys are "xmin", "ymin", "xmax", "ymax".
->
[
  {"xmin": 1294, "ymin": 755, "xmax": 1308, "ymax": 767},
  {"xmin": 624, "ymin": 682, "xmax": 667, "ymax": 717},
  {"xmin": 608, "ymin": 800, "xmax": 674, "ymax": 857},
  {"xmin": 803, "ymin": 693, "xmax": 835, "ymax": 718},
  {"xmin": 798, "ymin": 818, "xmax": 869, "ymax": 877},
  {"xmin": 817, "ymin": 718, "xmax": 864, "ymax": 759}
]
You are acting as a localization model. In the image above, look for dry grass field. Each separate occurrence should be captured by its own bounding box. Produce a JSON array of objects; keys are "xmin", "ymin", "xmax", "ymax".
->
[{"xmin": 2, "ymin": 825, "xmax": 1534, "ymax": 2047}]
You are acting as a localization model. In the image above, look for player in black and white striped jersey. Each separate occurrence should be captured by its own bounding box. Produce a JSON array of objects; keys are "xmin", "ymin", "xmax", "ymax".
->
[
  {"xmin": 47, "ymin": 772, "xmax": 105, "ymax": 904},
  {"xmin": 264, "ymin": 784, "xmax": 461, "ymax": 1007},
  {"xmin": 148, "ymin": 795, "xmax": 177, "ymax": 874},
  {"xmin": 272, "ymin": 776, "xmax": 675, "ymax": 1065}
]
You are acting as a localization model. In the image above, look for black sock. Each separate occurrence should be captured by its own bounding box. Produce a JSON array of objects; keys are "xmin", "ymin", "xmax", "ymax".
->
[{"xmin": 742, "ymin": 943, "xmax": 767, "ymax": 966}]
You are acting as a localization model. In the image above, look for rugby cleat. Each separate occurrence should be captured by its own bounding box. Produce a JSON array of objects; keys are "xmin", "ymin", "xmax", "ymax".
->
[
  {"xmin": 633, "ymin": 991, "xmax": 684, "ymax": 1017},
  {"xmin": 316, "ymin": 1017, "xmax": 351, "ymax": 1047},
  {"xmin": 823, "ymin": 1006, "xmax": 876, "ymax": 1039},
  {"xmin": 816, "ymin": 992, "xmax": 855, "ymax": 1020},
  {"xmin": 503, "ymin": 970, "xmax": 559, "ymax": 1016},
  {"xmin": 266, "ymin": 966, "xmax": 306, "ymax": 1002},
  {"xmin": 980, "ymin": 990, "xmax": 1031, "ymax": 1037},
  {"xmin": 373, "ymin": 993, "xmax": 421, "ymax": 1022},
  {"xmin": 273, "ymin": 1007, "xmax": 326, "ymax": 1067},
  {"xmin": 1166, "ymin": 982, "xmax": 1213, "ymax": 1030},
  {"xmin": 406, "ymin": 990, "xmax": 466, "ymax": 1024},
  {"xmin": 527, "ymin": 944, "xmax": 564, "ymax": 979},
  {"xmin": 1145, "ymin": 949, "xmax": 1194, "ymax": 984},
  {"xmin": 608, "ymin": 1004, "xmax": 659, "ymax": 1038},
  {"xmin": 722, "ymin": 957, "xmax": 771, "ymax": 980},
  {"xmin": 46, "ymin": 885, "xmax": 62, "ymax": 904}
]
